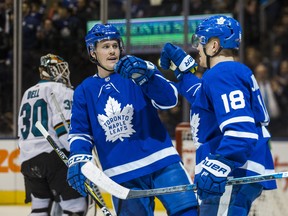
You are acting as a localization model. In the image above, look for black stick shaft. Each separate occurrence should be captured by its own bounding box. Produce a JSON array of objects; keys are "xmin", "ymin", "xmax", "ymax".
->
[{"xmin": 35, "ymin": 121, "xmax": 114, "ymax": 216}]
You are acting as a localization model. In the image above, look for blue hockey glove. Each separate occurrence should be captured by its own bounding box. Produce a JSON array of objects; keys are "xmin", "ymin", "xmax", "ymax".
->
[
  {"xmin": 114, "ymin": 55, "xmax": 156, "ymax": 85},
  {"xmin": 160, "ymin": 43, "xmax": 197, "ymax": 80},
  {"xmin": 67, "ymin": 154, "xmax": 93, "ymax": 197},
  {"xmin": 194, "ymin": 154, "xmax": 235, "ymax": 200}
]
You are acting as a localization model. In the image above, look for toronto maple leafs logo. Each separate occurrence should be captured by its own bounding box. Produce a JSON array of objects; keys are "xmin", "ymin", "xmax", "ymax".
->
[
  {"xmin": 190, "ymin": 113, "xmax": 201, "ymax": 148},
  {"xmin": 97, "ymin": 96, "xmax": 135, "ymax": 142},
  {"xmin": 217, "ymin": 17, "xmax": 226, "ymax": 25}
]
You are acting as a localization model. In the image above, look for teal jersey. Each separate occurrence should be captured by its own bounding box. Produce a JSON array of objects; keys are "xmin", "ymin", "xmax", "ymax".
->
[{"xmin": 18, "ymin": 81, "xmax": 73, "ymax": 163}]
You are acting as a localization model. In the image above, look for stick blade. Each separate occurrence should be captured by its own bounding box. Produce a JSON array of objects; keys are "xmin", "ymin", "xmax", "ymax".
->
[
  {"xmin": 35, "ymin": 121, "xmax": 49, "ymax": 138},
  {"xmin": 82, "ymin": 161, "xmax": 130, "ymax": 200}
]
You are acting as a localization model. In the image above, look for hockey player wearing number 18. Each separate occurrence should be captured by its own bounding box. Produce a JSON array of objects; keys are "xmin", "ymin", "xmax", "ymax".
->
[
  {"xmin": 160, "ymin": 15, "xmax": 277, "ymax": 215},
  {"xmin": 66, "ymin": 23, "xmax": 198, "ymax": 216}
]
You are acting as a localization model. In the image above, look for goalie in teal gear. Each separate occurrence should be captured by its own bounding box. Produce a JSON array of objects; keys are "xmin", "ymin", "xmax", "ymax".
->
[
  {"xmin": 67, "ymin": 23, "xmax": 199, "ymax": 216},
  {"xmin": 160, "ymin": 15, "xmax": 276, "ymax": 216},
  {"xmin": 18, "ymin": 54, "xmax": 87, "ymax": 216}
]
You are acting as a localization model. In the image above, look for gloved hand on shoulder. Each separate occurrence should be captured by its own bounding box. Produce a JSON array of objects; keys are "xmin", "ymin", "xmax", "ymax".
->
[
  {"xmin": 114, "ymin": 55, "xmax": 157, "ymax": 85},
  {"xmin": 194, "ymin": 154, "xmax": 235, "ymax": 200},
  {"xmin": 160, "ymin": 43, "xmax": 197, "ymax": 80}
]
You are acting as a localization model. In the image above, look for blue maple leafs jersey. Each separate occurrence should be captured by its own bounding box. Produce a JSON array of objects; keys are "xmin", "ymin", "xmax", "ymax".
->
[
  {"xmin": 69, "ymin": 71, "xmax": 181, "ymax": 183},
  {"xmin": 177, "ymin": 61, "xmax": 276, "ymax": 190}
]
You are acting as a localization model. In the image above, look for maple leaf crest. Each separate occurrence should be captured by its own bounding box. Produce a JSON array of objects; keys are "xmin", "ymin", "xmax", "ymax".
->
[
  {"xmin": 97, "ymin": 96, "xmax": 135, "ymax": 142},
  {"xmin": 190, "ymin": 113, "xmax": 201, "ymax": 148},
  {"xmin": 217, "ymin": 17, "xmax": 226, "ymax": 25}
]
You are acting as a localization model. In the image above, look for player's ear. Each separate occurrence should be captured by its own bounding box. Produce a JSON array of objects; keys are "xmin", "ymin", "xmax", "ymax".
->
[
  {"xmin": 91, "ymin": 51, "xmax": 97, "ymax": 60},
  {"xmin": 210, "ymin": 38, "xmax": 221, "ymax": 54},
  {"xmin": 212, "ymin": 38, "xmax": 220, "ymax": 49}
]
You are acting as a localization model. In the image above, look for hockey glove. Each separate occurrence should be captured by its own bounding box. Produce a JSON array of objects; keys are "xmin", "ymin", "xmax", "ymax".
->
[
  {"xmin": 114, "ymin": 55, "xmax": 156, "ymax": 85},
  {"xmin": 194, "ymin": 154, "xmax": 235, "ymax": 200},
  {"xmin": 160, "ymin": 43, "xmax": 197, "ymax": 80},
  {"xmin": 67, "ymin": 154, "xmax": 93, "ymax": 197}
]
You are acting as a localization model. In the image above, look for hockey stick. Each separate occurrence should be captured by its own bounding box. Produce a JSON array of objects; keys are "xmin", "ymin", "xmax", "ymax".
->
[
  {"xmin": 51, "ymin": 92, "xmax": 70, "ymax": 132},
  {"xmin": 51, "ymin": 91, "xmax": 103, "ymax": 169},
  {"xmin": 35, "ymin": 121, "xmax": 114, "ymax": 216},
  {"xmin": 82, "ymin": 161, "xmax": 288, "ymax": 200},
  {"xmin": 51, "ymin": 92, "xmax": 106, "ymax": 212}
]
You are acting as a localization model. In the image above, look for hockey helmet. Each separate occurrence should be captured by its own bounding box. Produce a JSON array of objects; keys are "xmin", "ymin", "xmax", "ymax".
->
[
  {"xmin": 39, "ymin": 54, "xmax": 72, "ymax": 88},
  {"xmin": 85, "ymin": 23, "xmax": 123, "ymax": 63},
  {"xmin": 191, "ymin": 15, "xmax": 242, "ymax": 50}
]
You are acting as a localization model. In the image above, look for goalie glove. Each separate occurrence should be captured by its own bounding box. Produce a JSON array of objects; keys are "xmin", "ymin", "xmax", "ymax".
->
[
  {"xmin": 160, "ymin": 43, "xmax": 197, "ymax": 80},
  {"xmin": 194, "ymin": 154, "xmax": 235, "ymax": 200},
  {"xmin": 114, "ymin": 55, "xmax": 156, "ymax": 85},
  {"xmin": 67, "ymin": 153, "xmax": 93, "ymax": 197}
]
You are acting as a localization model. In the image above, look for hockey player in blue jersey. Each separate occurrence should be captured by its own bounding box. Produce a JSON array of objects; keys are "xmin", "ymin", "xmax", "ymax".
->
[
  {"xmin": 66, "ymin": 23, "xmax": 198, "ymax": 216},
  {"xmin": 160, "ymin": 15, "xmax": 277, "ymax": 216}
]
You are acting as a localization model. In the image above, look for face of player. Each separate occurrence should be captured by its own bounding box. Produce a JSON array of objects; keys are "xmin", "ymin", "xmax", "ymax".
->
[
  {"xmin": 94, "ymin": 39, "xmax": 120, "ymax": 77},
  {"xmin": 195, "ymin": 38, "xmax": 220, "ymax": 68},
  {"xmin": 196, "ymin": 43, "xmax": 208, "ymax": 68}
]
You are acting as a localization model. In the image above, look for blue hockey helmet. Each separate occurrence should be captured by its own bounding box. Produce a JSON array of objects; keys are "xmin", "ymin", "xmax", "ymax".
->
[
  {"xmin": 85, "ymin": 23, "xmax": 123, "ymax": 63},
  {"xmin": 192, "ymin": 15, "xmax": 242, "ymax": 50}
]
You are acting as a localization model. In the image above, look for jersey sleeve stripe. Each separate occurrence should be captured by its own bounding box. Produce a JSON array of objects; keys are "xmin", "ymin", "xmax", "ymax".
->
[
  {"xmin": 103, "ymin": 146, "xmax": 179, "ymax": 177},
  {"xmin": 68, "ymin": 135, "xmax": 93, "ymax": 145},
  {"xmin": 224, "ymin": 130, "xmax": 259, "ymax": 139},
  {"xmin": 239, "ymin": 160, "xmax": 275, "ymax": 175},
  {"xmin": 261, "ymin": 126, "xmax": 271, "ymax": 138},
  {"xmin": 219, "ymin": 116, "xmax": 255, "ymax": 132},
  {"xmin": 54, "ymin": 124, "xmax": 67, "ymax": 137}
]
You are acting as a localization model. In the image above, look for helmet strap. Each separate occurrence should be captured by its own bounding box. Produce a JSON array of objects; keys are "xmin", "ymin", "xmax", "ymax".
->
[
  {"xmin": 203, "ymin": 47, "xmax": 222, "ymax": 69},
  {"xmin": 96, "ymin": 61, "xmax": 114, "ymax": 73}
]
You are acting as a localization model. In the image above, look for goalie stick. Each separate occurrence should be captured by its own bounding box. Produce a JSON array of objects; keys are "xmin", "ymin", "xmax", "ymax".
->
[
  {"xmin": 82, "ymin": 161, "xmax": 288, "ymax": 200},
  {"xmin": 51, "ymin": 92, "xmax": 70, "ymax": 132},
  {"xmin": 35, "ymin": 121, "xmax": 114, "ymax": 216}
]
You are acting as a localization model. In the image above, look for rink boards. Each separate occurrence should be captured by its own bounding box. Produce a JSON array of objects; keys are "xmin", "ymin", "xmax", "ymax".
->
[
  {"xmin": 0, "ymin": 139, "xmax": 287, "ymax": 210},
  {"xmin": 0, "ymin": 139, "xmax": 165, "ymax": 210}
]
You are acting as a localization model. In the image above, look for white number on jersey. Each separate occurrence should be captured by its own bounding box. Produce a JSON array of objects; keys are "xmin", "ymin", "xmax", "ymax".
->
[{"xmin": 221, "ymin": 90, "xmax": 245, "ymax": 113}]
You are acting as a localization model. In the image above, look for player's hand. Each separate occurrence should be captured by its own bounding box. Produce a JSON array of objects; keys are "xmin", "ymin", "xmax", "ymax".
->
[
  {"xmin": 67, "ymin": 154, "xmax": 93, "ymax": 197},
  {"xmin": 114, "ymin": 55, "xmax": 156, "ymax": 85},
  {"xmin": 194, "ymin": 154, "xmax": 234, "ymax": 200},
  {"xmin": 160, "ymin": 43, "xmax": 197, "ymax": 80}
]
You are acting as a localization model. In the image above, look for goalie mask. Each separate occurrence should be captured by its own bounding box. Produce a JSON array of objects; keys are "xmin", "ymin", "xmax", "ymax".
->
[
  {"xmin": 191, "ymin": 15, "xmax": 242, "ymax": 50},
  {"xmin": 39, "ymin": 54, "xmax": 72, "ymax": 88},
  {"xmin": 85, "ymin": 23, "xmax": 124, "ymax": 64}
]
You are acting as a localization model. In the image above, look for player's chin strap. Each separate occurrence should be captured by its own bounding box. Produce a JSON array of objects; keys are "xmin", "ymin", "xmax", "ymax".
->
[
  {"xmin": 96, "ymin": 61, "xmax": 114, "ymax": 73},
  {"xmin": 90, "ymin": 57, "xmax": 114, "ymax": 73},
  {"xmin": 203, "ymin": 47, "xmax": 222, "ymax": 69}
]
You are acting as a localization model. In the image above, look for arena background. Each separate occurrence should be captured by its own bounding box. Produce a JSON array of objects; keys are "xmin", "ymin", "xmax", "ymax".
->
[{"xmin": 0, "ymin": 0, "xmax": 288, "ymax": 215}]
